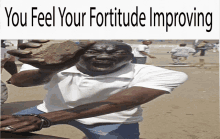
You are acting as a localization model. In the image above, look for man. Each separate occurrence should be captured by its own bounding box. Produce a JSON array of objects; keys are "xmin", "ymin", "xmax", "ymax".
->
[
  {"xmin": 192, "ymin": 40, "xmax": 212, "ymax": 56},
  {"xmin": 1, "ymin": 47, "xmax": 10, "ymax": 104},
  {"xmin": 213, "ymin": 42, "xmax": 219, "ymax": 52},
  {"xmin": 1, "ymin": 42, "xmax": 18, "ymax": 104},
  {"xmin": 169, "ymin": 43, "xmax": 195, "ymax": 65},
  {"xmin": 0, "ymin": 41, "xmax": 188, "ymax": 139},
  {"xmin": 131, "ymin": 40, "xmax": 156, "ymax": 64}
]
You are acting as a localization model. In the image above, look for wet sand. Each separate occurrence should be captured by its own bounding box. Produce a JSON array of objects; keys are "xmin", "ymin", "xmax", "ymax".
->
[{"xmin": 1, "ymin": 43, "xmax": 219, "ymax": 139}]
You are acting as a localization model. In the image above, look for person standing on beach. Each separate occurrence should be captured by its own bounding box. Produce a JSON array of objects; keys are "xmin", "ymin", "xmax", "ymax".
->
[
  {"xmin": 169, "ymin": 43, "xmax": 195, "ymax": 65},
  {"xmin": 131, "ymin": 40, "xmax": 156, "ymax": 64},
  {"xmin": 192, "ymin": 40, "xmax": 212, "ymax": 56},
  {"xmin": 1, "ymin": 40, "xmax": 187, "ymax": 139},
  {"xmin": 1, "ymin": 46, "xmax": 18, "ymax": 104},
  {"xmin": 213, "ymin": 42, "xmax": 219, "ymax": 52}
]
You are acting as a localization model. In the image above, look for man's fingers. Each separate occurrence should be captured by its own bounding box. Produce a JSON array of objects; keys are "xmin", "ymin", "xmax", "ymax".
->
[
  {"xmin": 0, "ymin": 122, "xmax": 38, "ymax": 133},
  {"xmin": 0, "ymin": 115, "xmax": 13, "ymax": 121},
  {"xmin": 7, "ymin": 120, "xmax": 40, "ymax": 132},
  {"xmin": 29, "ymin": 40, "xmax": 50, "ymax": 43},
  {"xmin": 0, "ymin": 116, "xmax": 41, "ymax": 133},
  {"xmin": 0, "ymin": 116, "xmax": 19, "ymax": 127},
  {"xmin": 18, "ymin": 43, "xmax": 42, "ymax": 50},
  {"xmin": 18, "ymin": 40, "xmax": 50, "ymax": 49},
  {"xmin": 13, "ymin": 124, "xmax": 39, "ymax": 133},
  {"xmin": 7, "ymin": 50, "xmax": 32, "ymax": 58},
  {"xmin": 78, "ymin": 41, "xmax": 96, "ymax": 49},
  {"xmin": 18, "ymin": 58, "xmax": 45, "ymax": 65}
]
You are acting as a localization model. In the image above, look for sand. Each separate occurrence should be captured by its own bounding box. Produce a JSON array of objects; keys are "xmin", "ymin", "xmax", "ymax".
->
[{"xmin": 1, "ymin": 42, "xmax": 219, "ymax": 139}]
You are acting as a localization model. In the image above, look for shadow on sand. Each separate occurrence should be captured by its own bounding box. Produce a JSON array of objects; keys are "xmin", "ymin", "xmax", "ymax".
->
[{"xmin": 1, "ymin": 100, "xmax": 43, "ymax": 115}]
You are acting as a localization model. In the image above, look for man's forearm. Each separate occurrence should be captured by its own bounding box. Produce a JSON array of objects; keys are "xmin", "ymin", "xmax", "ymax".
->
[
  {"xmin": 140, "ymin": 51, "xmax": 152, "ymax": 56},
  {"xmin": 140, "ymin": 51, "xmax": 148, "ymax": 56},
  {"xmin": 9, "ymin": 70, "xmax": 55, "ymax": 87},
  {"xmin": 40, "ymin": 87, "xmax": 166, "ymax": 124},
  {"xmin": 140, "ymin": 51, "xmax": 155, "ymax": 58}
]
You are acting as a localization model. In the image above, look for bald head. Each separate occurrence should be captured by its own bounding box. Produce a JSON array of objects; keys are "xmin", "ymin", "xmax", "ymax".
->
[{"xmin": 91, "ymin": 41, "xmax": 132, "ymax": 52}]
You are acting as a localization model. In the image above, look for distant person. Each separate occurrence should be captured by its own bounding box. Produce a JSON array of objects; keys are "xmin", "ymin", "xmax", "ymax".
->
[
  {"xmin": 1, "ymin": 40, "xmax": 6, "ymax": 48},
  {"xmin": 213, "ymin": 42, "xmax": 219, "ymax": 52},
  {"xmin": 1, "ymin": 47, "xmax": 9, "ymax": 104},
  {"xmin": 169, "ymin": 43, "xmax": 195, "ymax": 65},
  {"xmin": 131, "ymin": 40, "xmax": 156, "ymax": 64},
  {"xmin": 1, "ymin": 47, "xmax": 18, "ymax": 104},
  {"xmin": 192, "ymin": 40, "xmax": 212, "ymax": 56}
]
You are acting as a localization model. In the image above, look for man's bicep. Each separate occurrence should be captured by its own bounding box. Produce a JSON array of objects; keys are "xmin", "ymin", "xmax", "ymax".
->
[
  {"xmin": 106, "ymin": 86, "xmax": 167, "ymax": 106},
  {"xmin": 130, "ymin": 68, "xmax": 188, "ymax": 93},
  {"xmin": 125, "ymin": 87, "xmax": 167, "ymax": 105},
  {"xmin": 128, "ymin": 86, "xmax": 168, "ymax": 96}
]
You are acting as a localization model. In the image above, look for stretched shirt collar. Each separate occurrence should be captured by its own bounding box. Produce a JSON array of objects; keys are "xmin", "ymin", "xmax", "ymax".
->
[{"xmin": 60, "ymin": 63, "xmax": 134, "ymax": 79}]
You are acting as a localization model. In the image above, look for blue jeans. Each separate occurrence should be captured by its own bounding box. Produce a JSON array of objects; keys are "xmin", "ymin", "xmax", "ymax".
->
[
  {"xmin": 132, "ymin": 57, "xmax": 147, "ymax": 64},
  {"xmin": 13, "ymin": 106, "xmax": 140, "ymax": 139},
  {"xmin": 193, "ymin": 48, "xmax": 207, "ymax": 56}
]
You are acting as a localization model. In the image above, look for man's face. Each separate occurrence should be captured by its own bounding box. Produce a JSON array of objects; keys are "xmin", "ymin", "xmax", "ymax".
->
[{"xmin": 76, "ymin": 42, "xmax": 133, "ymax": 73}]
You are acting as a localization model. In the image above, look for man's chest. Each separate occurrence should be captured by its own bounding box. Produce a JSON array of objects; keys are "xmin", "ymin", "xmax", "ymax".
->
[{"xmin": 48, "ymin": 73, "xmax": 132, "ymax": 103}]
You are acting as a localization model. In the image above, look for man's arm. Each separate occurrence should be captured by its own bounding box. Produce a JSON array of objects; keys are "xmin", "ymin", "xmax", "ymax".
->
[
  {"xmin": 188, "ymin": 48, "xmax": 196, "ymax": 53},
  {"xmin": 40, "ymin": 87, "xmax": 166, "ymax": 124},
  {"xmin": 9, "ymin": 69, "xmax": 55, "ymax": 87},
  {"xmin": 139, "ymin": 51, "xmax": 156, "ymax": 58},
  {"xmin": 0, "ymin": 87, "xmax": 166, "ymax": 132},
  {"xmin": 170, "ymin": 48, "xmax": 177, "ymax": 53}
]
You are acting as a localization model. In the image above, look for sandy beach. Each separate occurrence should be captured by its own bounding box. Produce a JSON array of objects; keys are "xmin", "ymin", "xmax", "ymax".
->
[{"xmin": 1, "ymin": 41, "xmax": 219, "ymax": 139}]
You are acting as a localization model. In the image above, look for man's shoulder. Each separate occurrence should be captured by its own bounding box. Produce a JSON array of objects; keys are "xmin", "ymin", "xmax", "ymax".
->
[
  {"xmin": 132, "ymin": 64, "xmax": 186, "ymax": 76},
  {"xmin": 132, "ymin": 64, "xmax": 165, "ymax": 73}
]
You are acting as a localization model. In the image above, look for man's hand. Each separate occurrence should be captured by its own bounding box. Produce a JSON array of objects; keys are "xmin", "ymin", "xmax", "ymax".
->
[
  {"xmin": 149, "ymin": 56, "xmax": 156, "ymax": 58},
  {"xmin": 18, "ymin": 40, "xmax": 50, "ymax": 50},
  {"xmin": 0, "ymin": 115, "xmax": 42, "ymax": 133},
  {"xmin": 7, "ymin": 40, "xmax": 96, "ymax": 87}
]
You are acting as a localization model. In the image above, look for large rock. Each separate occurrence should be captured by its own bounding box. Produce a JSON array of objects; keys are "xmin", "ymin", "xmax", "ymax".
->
[{"xmin": 8, "ymin": 40, "xmax": 95, "ymax": 65}]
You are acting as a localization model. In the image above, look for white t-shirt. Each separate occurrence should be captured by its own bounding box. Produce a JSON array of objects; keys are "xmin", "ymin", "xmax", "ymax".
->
[
  {"xmin": 131, "ymin": 44, "xmax": 149, "ymax": 57},
  {"xmin": 171, "ymin": 47, "xmax": 196, "ymax": 57},
  {"xmin": 20, "ymin": 63, "xmax": 188, "ymax": 125}
]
